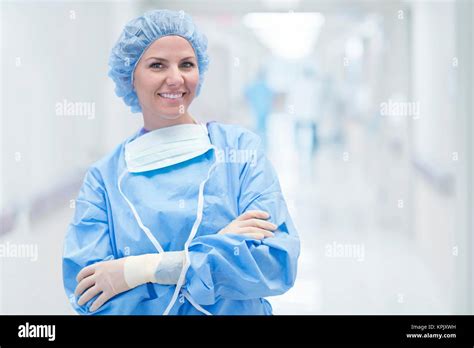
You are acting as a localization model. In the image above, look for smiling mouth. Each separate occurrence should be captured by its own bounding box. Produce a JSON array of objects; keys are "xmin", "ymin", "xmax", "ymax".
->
[{"xmin": 157, "ymin": 92, "xmax": 186, "ymax": 100}]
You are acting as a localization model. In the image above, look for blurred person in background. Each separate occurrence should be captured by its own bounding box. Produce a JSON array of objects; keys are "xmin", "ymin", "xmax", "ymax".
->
[{"xmin": 244, "ymin": 67, "xmax": 275, "ymax": 150}]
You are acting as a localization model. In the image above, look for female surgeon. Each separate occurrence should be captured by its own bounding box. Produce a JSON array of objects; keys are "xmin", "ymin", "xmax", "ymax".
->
[{"xmin": 62, "ymin": 9, "xmax": 300, "ymax": 315}]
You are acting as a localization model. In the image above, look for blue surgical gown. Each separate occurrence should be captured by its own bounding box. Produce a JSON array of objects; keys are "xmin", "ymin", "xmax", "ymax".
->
[{"xmin": 62, "ymin": 122, "xmax": 300, "ymax": 315}]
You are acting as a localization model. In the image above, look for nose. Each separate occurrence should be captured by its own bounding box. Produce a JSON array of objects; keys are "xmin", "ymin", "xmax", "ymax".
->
[{"xmin": 165, "ymin": 65, "xmax": 184, "ymax": 87}]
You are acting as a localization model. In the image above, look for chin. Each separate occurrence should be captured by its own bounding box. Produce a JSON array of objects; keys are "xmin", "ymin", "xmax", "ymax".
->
[{"xmin": 159, "ymin": 112, "xmax": 184, "ymax": 120}]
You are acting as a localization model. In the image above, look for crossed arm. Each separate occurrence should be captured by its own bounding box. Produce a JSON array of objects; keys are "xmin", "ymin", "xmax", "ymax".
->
[{"xmin": 74, "ymin": 210, "xmax": 278, "ymax": 312}]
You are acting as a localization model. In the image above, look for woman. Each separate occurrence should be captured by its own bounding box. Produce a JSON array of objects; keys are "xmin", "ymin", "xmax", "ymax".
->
[{"xmin": 62, "ymin": 9, "xmax": 300, "ymax": 315}]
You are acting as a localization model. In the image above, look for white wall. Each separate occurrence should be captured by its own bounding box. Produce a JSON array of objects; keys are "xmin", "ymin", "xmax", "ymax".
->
[
  {"xmin": 411, "ymin": 0, "xmax": 472, "ymax": 313},
  {"xmin": 1, "ymin": 2, "xmax": 144, "ymax": 215}
]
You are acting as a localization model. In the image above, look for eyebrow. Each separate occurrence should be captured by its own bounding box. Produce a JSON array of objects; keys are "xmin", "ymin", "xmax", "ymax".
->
[{"xmin": 145, "ymin": 56, "xmax": 196, "ymax": 62}]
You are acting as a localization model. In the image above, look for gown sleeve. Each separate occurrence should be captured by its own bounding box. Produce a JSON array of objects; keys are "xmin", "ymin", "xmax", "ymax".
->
[
  {"xmin": 184, "ymin": 131, "xmax": 300, "ymax": 305},
  {"xmin": 62, "ymin": 167, "xmax": 167, "ymax": 315}
]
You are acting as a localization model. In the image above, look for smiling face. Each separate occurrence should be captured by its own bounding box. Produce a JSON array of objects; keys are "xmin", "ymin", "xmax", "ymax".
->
[{"xmin": 133, "ymin": 35, "xmax": 199, "ymax": 129}]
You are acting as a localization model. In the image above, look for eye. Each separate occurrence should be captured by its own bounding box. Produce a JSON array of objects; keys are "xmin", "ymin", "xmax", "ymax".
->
[
  {"xmin": 181, "ymin": 61, "xmax": 195, "ymax": 68},
  {"xmin": 150, "ymin": 62, "xmax": 163, "ymax": 69}
]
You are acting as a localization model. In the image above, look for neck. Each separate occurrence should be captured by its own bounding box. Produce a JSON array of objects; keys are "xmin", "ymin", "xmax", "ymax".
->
[{"xmin": 142, "ymin": 111, "xmax": 196, "ymax": 131}]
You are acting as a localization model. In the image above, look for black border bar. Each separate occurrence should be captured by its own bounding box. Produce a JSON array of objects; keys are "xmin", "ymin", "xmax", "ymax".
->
[{"xmin": 0, "ymin": 315, "xmax": 473, "ymax": 346}]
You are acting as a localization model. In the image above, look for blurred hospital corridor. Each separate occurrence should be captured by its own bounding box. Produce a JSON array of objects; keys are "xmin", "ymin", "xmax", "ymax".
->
[{"xmin": 1, "ymin": 0, "xmax": 473, "ymax": 315}]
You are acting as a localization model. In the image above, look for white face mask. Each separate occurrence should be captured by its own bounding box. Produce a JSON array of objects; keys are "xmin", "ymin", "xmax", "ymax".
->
[{"xmin": 125, "ymin": 123, "xmax": 212, "ymax": 173}]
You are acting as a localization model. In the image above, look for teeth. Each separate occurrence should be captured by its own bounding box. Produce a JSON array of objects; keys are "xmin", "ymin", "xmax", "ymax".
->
[{"xmin": 159, "ymin": 93, "xmax": 184, "ymax": 99}]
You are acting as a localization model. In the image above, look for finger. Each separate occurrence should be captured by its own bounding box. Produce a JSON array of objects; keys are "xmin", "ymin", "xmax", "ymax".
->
[
  {"xmin": 74, "ymin": 275, "xmax": 95, "ymax": 297},
  {"xmin": 241, "ymin": 232, "xmax": 265, "ymax": 240},
  {"xmin": 77, "ymin": 285, "xmax": 101, "ymax": 306},
  {"xmin": 240, "ymin": 227, "xmax": 275, "ymax": 238},
  {"xmin": 240, "ymin": 218, "xmax": 277, "ymax": 231},
  {"xmin": 235, "ymin": 210, "xmax": 270, "ymax": 221},
  {"xmin": 76, "ymin": 264, "xmax": 96, "ymax": 283},
  {"xmin": 89, "ymin": 292, "xmax": 111, "ymax": 312}
]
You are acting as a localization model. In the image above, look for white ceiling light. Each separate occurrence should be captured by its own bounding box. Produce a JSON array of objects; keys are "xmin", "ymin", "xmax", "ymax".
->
[{"xmin": 243, "ymin": 12, "xmax": 325, "ymax": 60}]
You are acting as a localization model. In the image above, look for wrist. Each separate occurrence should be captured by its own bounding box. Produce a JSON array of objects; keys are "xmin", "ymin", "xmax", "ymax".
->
[
  {"xmin": 153, "ymin": 250, "xmax": 186, "ymax": 285},
  {"xmin": 124, "ymin": 253, "xmax": 162, "ymax": 288}
]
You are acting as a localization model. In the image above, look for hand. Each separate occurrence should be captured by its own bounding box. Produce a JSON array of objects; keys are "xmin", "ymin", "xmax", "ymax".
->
[
  {"xmin": 218, "ymin": 210, "xmax": 277, "ymax": 240},
  {"xmin": 75, "ymin": 258, "xmax": 130, "ymax": 312}
]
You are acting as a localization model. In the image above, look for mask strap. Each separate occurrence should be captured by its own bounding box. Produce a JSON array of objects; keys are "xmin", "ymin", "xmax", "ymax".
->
[
  {"xmin": 181, "ymin": 289, "xmax": 212, "ymax": 315},
  {"xmin": 118, "ymin": 167, "xmax": 211, "ymax": 315},
  {"xmin": 163, "ymin": 145, "xmax": 218, "ymax": 315},
  {"xmin": 117, "ymin": 169, "xmax": 164, "ymax": 254}
]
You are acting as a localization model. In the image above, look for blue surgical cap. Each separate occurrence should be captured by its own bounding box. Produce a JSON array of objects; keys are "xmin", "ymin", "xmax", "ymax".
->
[{"xmin": 108, "ymin": 9, "xmax": 210, "ymax": 113}]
